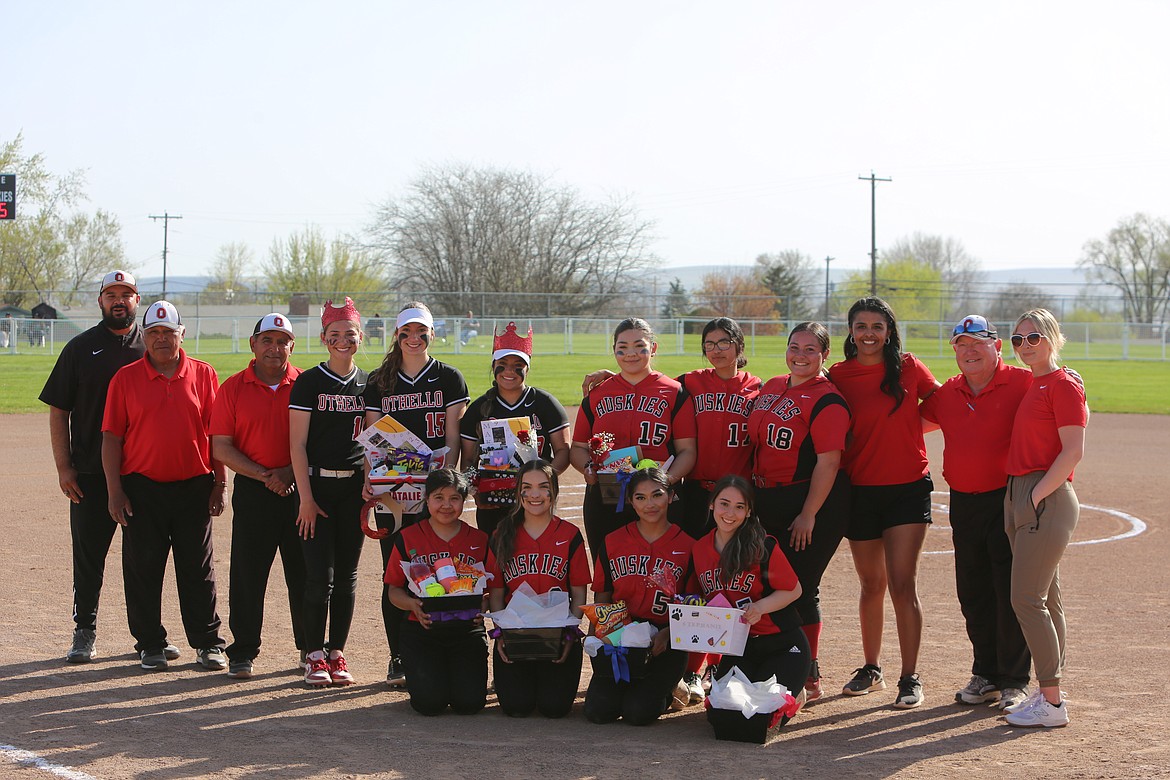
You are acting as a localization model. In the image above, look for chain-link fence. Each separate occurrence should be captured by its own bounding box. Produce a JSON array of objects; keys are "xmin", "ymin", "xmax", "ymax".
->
[{"xmin": 4, "ymin": 314, "xmax": 1167, "ymax": 361}]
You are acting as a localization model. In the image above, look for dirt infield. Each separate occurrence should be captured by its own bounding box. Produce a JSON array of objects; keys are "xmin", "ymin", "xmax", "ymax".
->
[{"xmin": 1, "ymin": 411, "xmax": 1167, "ymax": 779}]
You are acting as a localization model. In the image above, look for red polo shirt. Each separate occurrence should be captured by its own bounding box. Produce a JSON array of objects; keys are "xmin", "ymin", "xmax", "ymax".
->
[
  {"xmin": 921, "ymin": 361, "xmax": 1032, "ymax": 494},
  {"xmin": 103, "ymin": 350, "xmax": 219, "ymax": 482},
  {"xmin": 210, "ymin": 360, "xmax": 303, "ymax": 470}
]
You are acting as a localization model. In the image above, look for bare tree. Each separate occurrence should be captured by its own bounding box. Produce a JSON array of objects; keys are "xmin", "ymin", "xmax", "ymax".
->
[
  {"xmin": 754, "ymin": 250, "xmax": 815, "ymax": 318},
  {"xmin": 58, "ymin": 210, "xmax": 126, "ymax": 308},
  {"xmin": 693, "ymin": 269, "xmax": 779, "ymax": 327},
  {"xmin": 204, "ymin": 241, "xmax": 254, "ymax": 304},
  {"xmin": 884, "ymin": 232, "xmax": 983, "ymax": 317},
  {"xmin": 981, "ymin": 281, "xmax": 1058, "ymax": 325},
  {"xmin": 363, "ymin": 164, "xmax": 656, "ymax": 316},
  {"xmin": 1078, "ymin": 213, "xmax": 1170, "ymax": 324}
]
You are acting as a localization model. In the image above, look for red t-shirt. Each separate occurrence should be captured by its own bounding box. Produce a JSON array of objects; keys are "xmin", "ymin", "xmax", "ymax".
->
[
  {"xmin": 592, "ymin": 522, "xmax": 695, "ymax": 625},
  {"xmin": 678, "ymin": 369, "xmax": 761, "ymax": 481},
  {"xmin": 486, "ymin": 516, "xmax": 592, "ymax": 599},
  {"xmin": 1006, "ymin": 368, "xmax": 1088, "ymax": 480},
  {"xmin": 686, "ymin": 530, "xmax": 800, "ymax": 636},
  {"xmin": 102, "ymin": 350, "xmax": 218, "ymax": 482},
  {"xmin": 747, "ymin": 374, "xmax": 849, "ymax": 486},
  {"xmin": 828, "ymin": 354, "xmax": 938, "ymax": 486},
  {"xmin": 209, "ymin": 361, "xmax": 303, "ymax": 470},
  {"xmin": 384, "ymin": 519, "xmax": 490, "ymax": 622},
  {"xmin": 920, "ymin": 361, "xmax": 1032, "ymax": 493},
  {"xmin": 573, "ymin": 371, "xmax": 698, "ymax": 464}
]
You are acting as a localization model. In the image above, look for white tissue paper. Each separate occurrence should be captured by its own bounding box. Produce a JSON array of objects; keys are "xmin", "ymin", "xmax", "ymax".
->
[
  {"xmin": 486, "ymin": 583, "xmax": 581, "ymax": 629},
  {"xmin": 582, "ymin": 620, "xmax": 656, "ymax": 657},
  {"xmin": 707, "ymin": 666, "xmax": 792, "ymax": 717}
]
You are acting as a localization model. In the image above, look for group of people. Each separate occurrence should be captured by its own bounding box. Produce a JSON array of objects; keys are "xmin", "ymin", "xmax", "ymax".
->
[{"xmin": 42, "ymin": 269, "xmax": 1087, "ymax": 732}]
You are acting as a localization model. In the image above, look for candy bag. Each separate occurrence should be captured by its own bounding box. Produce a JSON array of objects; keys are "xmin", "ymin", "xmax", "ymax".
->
[{"xmin": 581, "ymin": 601, "xmax": 630, "ymax": 639}]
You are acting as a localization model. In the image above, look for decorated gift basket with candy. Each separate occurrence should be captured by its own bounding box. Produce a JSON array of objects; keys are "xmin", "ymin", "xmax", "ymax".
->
[
  {"xmin": 470, "ymin": 416, "xmax": 541, "ymax": 506},
  {"xmin": 588, "ymin": 432, "xmax": 668, "ymax": 509},
  {"xmin": 356, "ymin": 414, "xmax": 451, "ymax": 538},
  {"xmin": 400, "ymin": 551, "xmax": 491, "ymax": 621}
]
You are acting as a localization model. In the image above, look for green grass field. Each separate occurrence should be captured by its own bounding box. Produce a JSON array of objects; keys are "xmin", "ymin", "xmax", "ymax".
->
[{"xmin": 3, "ymin": 339, "xmax": 1167, "ymax": 414}]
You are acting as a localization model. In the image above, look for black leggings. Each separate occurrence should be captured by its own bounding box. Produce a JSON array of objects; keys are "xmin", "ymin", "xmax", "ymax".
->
[
  {"xmin": 584, "ymin": 647, "xmax": 688, "ymax": 726},
  {"xmin": 755, "ymin": 471, "xmax": 850, "ymax": 627},
  {"xmin": 492, "ymin": 640, "xmax": 583, "ymax": 718},
  {"xmin": 377, "ymin": 509, "xmax": 423, "ymax": 658},
  {"xmin": 399, "ymin": 620, "xmax": 488, "ymax": 716},
  {"xmin": 671, "ymin": 480, "xmax": 713, "ymax": 540},
  {"xmin": 715, "ymin": 628, "xmax": 811, "ymax": 697},
  {"xmin": 301, "ymin": 475, "xmax": 365, "ymax": 652},
  {"xmin": 582, "ymin": 484, "xmax": 635, "ymax": 564}
]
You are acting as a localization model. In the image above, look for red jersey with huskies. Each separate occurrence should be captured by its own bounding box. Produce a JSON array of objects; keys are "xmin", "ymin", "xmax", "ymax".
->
[
  {"xmin": 573, "ymin": 372, "xmax": 697, "ymax": 464},
  {"xmin": 747, "ymin": 374, "xmax": 849, "ymax": 486},
  {"xmin": 385, "ymin": 519, "xmax": 490, "ymax": 622},
  {"xmin": 828, "ymin": 354, "xmax": 938, "ymax": 486},
  {"xmin": 486, "ymin": 516, "xmax": 592, "ymax": 599},
  {"xmin": 592, "ymin": 523, "xmax": 695, "ymax": 626},
  {"xmin": 687, "ymin": 531, "xmax": 801, "ymax": 636},
  {"xmin": 678, "ymin": 369, "xmax": 761, "ymax": 482},
  {"xmin": 1006, "ymin": 367, "xmax": 1088, "ymax": 480}
]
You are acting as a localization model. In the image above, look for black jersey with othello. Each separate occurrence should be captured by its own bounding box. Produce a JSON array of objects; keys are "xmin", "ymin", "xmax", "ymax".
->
[
  {"xmin": 460, "ymin": 386, "xmax": 570, "ymax": 462},
  {"xmin": 363, "ymin": 358, "xmax": 470, "ymax": 453},
  {"xmin": 288, "ymin": 363, "xmax": 368, "ymax": 470}
]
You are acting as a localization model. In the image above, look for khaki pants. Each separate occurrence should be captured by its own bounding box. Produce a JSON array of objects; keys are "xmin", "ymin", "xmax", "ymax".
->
[{"xmin": 1004, "ymin": 471, "xmax": 1079, "ymax": 688}]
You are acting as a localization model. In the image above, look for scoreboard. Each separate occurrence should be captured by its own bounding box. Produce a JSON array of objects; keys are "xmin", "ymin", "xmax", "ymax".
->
[{"xmin": 0, "ymin": 174, "xmax": 13, "ymax": 220}]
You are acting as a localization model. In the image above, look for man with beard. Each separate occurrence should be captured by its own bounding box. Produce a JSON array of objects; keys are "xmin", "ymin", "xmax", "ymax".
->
[{"xmin": 40, "ymin": 271, "xmax": 177, "ymax": 663}]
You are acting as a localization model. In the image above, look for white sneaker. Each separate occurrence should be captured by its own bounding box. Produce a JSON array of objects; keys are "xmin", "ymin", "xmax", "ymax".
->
[
  {"xmin": 1005, "ymin": 698, "xmax": 1069, "ymax": 728},
  {"xmin": 684, "ymin": 672, "xmax": 705, "ymax": 705},
  {"xmin": 995, "ymin": 687, "xmax": 1029, "ymax": 710},
  {"xmin": 955, "ymin": 674, "xmax": 999, "ymax": 704},
  {"xmin": 1005, "ymin": 688, "xmax": 1067, "ymax": 713}
]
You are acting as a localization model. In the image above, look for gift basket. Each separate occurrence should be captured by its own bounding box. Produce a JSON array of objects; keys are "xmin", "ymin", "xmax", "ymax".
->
[
  {"xmin": 357, "ymin": 414, "xmax": 450, "ymax": 536},
  {"xmin": 582, "ymin": 601, "xmax": 657, "ymax": 682},
  {"xmin": 705, "ymin": 666, "xmax": 801, "ymax": 743},
  {"xmin": 588, "ymin": 433, "xmax": 669, "ymax": 508},
  {"xmin": 486, "ymin": 583, "xmax": 583, "ymax": 661},
  {"xmin": 471, "ymin": 417, "xmax": 541, "ymax": 506},
  {"xmin": 399, "ymin": 553, "xmax": 489, "ymax": 622}
]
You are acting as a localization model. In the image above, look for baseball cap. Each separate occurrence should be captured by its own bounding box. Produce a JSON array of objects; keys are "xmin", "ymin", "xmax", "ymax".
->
[
  {"xmin": 950, "ymin": 314, "xmax": 997, "ymax": 343},
  {"xmin": 143, "ymin": 300, "xmax": 182, "ymax": 331},
  {"xmin": 99, "ymin": 270, "xmax": 138, "ymax": 294},
  {"xmin": 396, "ymin": 306, "xmax": 434, "ymax": 330},
  {"xmin": 253, "ymin": 312, "xmax": 296, "ymax": 339}
]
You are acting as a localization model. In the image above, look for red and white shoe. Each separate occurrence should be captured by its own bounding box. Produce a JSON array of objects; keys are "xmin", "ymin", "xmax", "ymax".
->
[
  {"xmin": 304, "ymin": 652, "xmax": 331, "ymax": 687},
  {"xmin": 328, "ymin": 653, "xmax": 354, "ymax": 686}
]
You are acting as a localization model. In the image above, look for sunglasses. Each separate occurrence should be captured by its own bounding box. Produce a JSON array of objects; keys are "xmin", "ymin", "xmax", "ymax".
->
[
  {"xmin": 951, "ymin": 321, "xmax": 996, "ymax": 339},
  {"xmin": 702, "ymin": 338, "xmax": 734, "ymax": 352},
  {"xmin": 1010, "ymin": 332, "xmax": 1046, "ymax": 348}
]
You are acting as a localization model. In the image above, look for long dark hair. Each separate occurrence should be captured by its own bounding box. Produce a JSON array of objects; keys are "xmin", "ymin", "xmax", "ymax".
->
[
  {"xmin": 843, "ymin": 296, "xmax": 905, "ymax": 412},
  {"xmin": 702, "ymin": 316, "xmax": 748, "ymax": 369},
  {"xmin": 492, "ymin": 459, "xmax": 558, "ymax": 565},
  {"xmin": 373, "ymin": 301, "xmax": 432, "ymax": 395},
  {"xmin": 423, "ymin": 467, "xmax": 470, "ymax": 507},
  {"xmin": 709, "ymin": 475, "xmax": 766, "ymax": 584}
]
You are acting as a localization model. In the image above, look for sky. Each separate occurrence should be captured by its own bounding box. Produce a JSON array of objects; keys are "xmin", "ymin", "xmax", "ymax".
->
[{"xmin": 5, "ymin": 1, "xmax": 1170, "ymax": 284}]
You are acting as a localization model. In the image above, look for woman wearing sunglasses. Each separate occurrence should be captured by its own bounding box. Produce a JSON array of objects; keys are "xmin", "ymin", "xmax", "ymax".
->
[{"xmin": 1000, "ymin": 309, "xmax": 1087, "ymax": 728}]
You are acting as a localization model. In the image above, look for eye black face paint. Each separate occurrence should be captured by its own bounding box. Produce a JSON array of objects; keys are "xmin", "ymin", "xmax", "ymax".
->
[
  {"xmin": 493, "ymin": 363, "xmax": 507, "ymax": 377},
  {"xmin": 397, "ymin": 331, "xmax": 409, "ymax": 342},
  {"xmin": 420, "ymin": 332, "xmax": 430, "ymax": 344}
]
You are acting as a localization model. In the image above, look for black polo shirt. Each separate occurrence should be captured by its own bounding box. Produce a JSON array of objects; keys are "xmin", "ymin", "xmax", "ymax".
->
[{"xmin": 39, "ymin": 323, "xmax": 145, "ymax": 474}]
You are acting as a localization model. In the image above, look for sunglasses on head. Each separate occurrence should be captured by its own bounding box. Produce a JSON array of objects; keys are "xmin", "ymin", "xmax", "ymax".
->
[
  {"xmin": 1010, "ymin": 332, "xmax": 1045, "ymax": 348},
  {"xmin": 951, "ymin": 321, "xmax": 996, "ymax": 339}
]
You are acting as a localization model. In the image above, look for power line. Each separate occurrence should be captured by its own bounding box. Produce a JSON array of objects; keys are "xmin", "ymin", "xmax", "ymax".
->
[
  {"xmin": 148, "ymin": 212, "xmax": 183, "ymax": 298},
  {"xmin": 859, "ymin": 171, "xmax": 892, "ymax": 295}
]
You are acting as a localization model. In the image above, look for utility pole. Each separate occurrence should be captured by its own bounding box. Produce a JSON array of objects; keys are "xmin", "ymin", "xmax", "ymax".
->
[
  {"xmin": 858, "ymin": 172, "xmax": 891, "ymax": 295},
  {"xmin": 823, "ymin": 256, "xmax": 834, "ymax": 319},
  {"xmin": 148, "ymin": 212, "xmax": 183, "ymax": 298}
]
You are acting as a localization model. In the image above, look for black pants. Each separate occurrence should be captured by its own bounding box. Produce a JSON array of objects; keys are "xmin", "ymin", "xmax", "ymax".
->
[
  {"xmin": 493, "ymin": 640, "xmax": 583, "ymax": 718},
  {"xmin": 301, "ymin": 474, "xmax": 365, "ymax": 652},
  {"xmin": 399, "ymin": 620, "xmax": 488, "ymax": 715},
  {"xmin": 474, "ymin": 506, "xmax": 509, "ymax": 539},
  {"xmin": 715, "ymin": 628, "xmax": 811, "ymax": 697},
  {"xmin": 582, "ymin": 484, "xmax": 635, "ymax": 564},
  {"xmin": 671, "ymin": 480, "xmax": 713, "ymax": 540},
  {"xmin": 584, "ymin": 647, "xmax": 688, "ymax": 726},
  {"xmin": 121, "ymin": 472, "xmax": 223, "ymax": 653},
  {"xmin": 225, "ymin": 475, "xmax": 306, "ymax": 663},
  {"xmin": 951, "ymin": 488, "xmax": 1031, "ymax": 688},
  {"xmin": 70, "ymin": 472, "xmax": 119, "ymax": 632},
  {"xmin": 377, "ymin": 509, "xmax": 424, "ymax": 658},
  {"xmin": 756, "ymin": 471, "xmax": 850, "ymax": 629}
]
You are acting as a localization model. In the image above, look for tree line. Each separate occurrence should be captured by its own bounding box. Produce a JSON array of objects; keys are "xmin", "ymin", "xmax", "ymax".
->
[{"xmin": 3, "ymin": 134, "xmax": 1168, "ymax": 324}]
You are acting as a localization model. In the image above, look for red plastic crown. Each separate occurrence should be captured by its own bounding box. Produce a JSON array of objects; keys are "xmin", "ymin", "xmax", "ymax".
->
[
  {"xmin": 493, "ymin": 321, "xmax": 532, "ymax": 357},
  {"xmin": 321, "ymin": 297, "xmax": 361, "ymax": 329}
]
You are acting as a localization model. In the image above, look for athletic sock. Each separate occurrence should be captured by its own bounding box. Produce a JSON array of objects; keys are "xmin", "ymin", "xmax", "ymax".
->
[{"xmin": 801, "ymin": 622, "xmax": 822, "ymax": 661}]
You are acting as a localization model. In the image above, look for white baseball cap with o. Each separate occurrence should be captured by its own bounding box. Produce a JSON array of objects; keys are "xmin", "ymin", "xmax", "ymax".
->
[
  {"xmin": 99, "ymin": 270, "xmax": 138, "ymax": 294},
  {"xmin": 253, "ymin": 312, "xmax": 296, "ymax": 339},
  {"xmin": 143, "ymin": 300, "xmax": 183, "ymax": 331}
]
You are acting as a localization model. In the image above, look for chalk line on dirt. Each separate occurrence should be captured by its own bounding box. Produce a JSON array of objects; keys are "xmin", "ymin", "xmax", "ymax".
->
[{"xmin": 0, "ymin": 745, "xmax": 99, "ymax": 780}]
